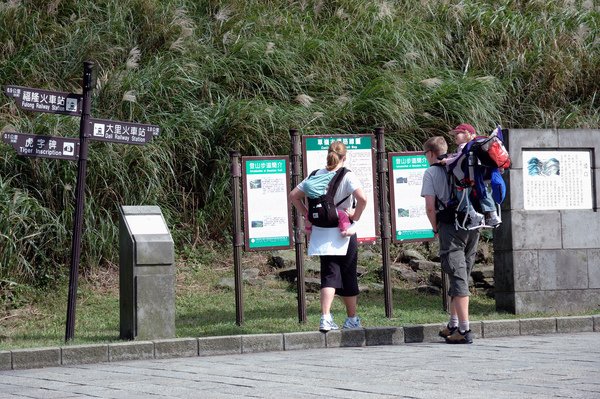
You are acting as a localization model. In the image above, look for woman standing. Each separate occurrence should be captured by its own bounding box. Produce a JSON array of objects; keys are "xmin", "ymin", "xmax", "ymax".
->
[{"xmin": 290, "ymin": 141, "xmax": 367, "ymax": 332}]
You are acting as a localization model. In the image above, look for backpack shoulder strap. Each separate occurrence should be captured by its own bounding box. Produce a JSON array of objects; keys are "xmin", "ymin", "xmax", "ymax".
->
[
  {"xmin": 326, "ymin": 167, "xmax": 348, "ymax": 195},
  {"xmin": 431, "ymin": 163, "xmax": 456, "ymax": 210},
  {"xmin": 327, "ymin": 167, "xmax": 351, "ymax": 206},
  {"xmin": 309, "ymin": 169, "xmax": 319, "ymax": 178}
]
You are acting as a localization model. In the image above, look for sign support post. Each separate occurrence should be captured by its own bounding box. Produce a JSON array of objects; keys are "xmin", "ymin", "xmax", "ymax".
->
[
  {"xmin": 65, "ymin": 61, "xmax": 93, "ymax": 342},
  {"xmin": 376, "ymin": 128, "xmax": 393, "ymax": 317},
  {"xmin": 290, "ymin": 129, "xmax": 307, "ymax": 323},
  {"xmin": 230, "ymin": 151, "xmax": 244, "ymax": 326}
]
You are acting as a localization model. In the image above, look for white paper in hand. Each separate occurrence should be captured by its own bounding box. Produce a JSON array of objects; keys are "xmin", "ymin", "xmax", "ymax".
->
[{"xmin": 307, "ymin": 225, "xmax": 351, "ymax": 256}]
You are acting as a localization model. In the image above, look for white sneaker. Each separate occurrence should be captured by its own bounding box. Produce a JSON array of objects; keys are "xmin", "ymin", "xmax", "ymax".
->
[
  {"xmin": 486, "ymin": 213, "xmax": 502, "ymax": 227},
  {"xmin": 342, "ymin": 316, "xmax": 362, "ymax": 329},
  {"xmin": 319, "ymin": 315, "xmax": 339, "ymax": 332},
  {"xmin": 466, "ymin": 211, "xmax": 485, "ymax": 230}
]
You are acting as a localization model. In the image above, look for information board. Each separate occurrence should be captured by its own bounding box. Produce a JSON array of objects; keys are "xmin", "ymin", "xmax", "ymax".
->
[
  {"xmin": 523, "ymin": 149, "xmax": 594, "ymax": 210},
  {"xmin": 302, "ymin": 135, "xmax": 378, "ymax": 243},
  {"xmin": 389, "ymin": 152, "xmax": 434, "ymax": 242},
  {"xmin": 242, "ymin": 156, "xmax": 293, "ymax": 251}
]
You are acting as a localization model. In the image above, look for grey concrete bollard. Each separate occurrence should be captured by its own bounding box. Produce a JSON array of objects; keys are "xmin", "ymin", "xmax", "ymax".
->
[{"xmin": 119, "ymin": 206, "xmax": 175, "ymax": 341}]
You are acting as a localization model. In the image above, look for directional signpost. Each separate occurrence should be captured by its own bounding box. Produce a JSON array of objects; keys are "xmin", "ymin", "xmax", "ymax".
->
[
  {"xmin": 3, "ymin": 61, "xmax": 160, "ymax": 342},
  {"xmin": 4, "ymin": 85, "xmax": 82, "ymax": 116},
  {"xmin": 2, "ymin": 132, "xmax": 80, "ymax": 161},
  {"xmin": 89, "ymin": 118, "xmax": 160, "ymax": 145}
]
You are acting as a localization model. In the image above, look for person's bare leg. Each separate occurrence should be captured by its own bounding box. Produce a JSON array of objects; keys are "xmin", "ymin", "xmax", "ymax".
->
[
  {"xmin": 320, "ymin": 287, "xmax": 336, "ymax": 315},
  {"xmin": 453, "ymin": 295, "xmax": 470, "ymax": 329},
  {"xmin": 447, "ymin": 297, "xmax": 458, "ymax": 328},
  {"xmin": 341, "ymin": 295, "xmax": 357, "ymax": 317}
]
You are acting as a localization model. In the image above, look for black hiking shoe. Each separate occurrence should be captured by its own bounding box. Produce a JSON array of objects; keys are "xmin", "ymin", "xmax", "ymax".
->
[
  {"xmin": 445, "ymin": 329, "xmax": 474, "ymax": 344},
  {"xmin": 438, "ymin": 324, "xmax": 458, "ymax": 338}
]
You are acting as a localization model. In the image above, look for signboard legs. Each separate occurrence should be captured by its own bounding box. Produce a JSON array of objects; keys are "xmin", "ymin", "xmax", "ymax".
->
[
  {"xmin": 376, "ymin": 128, "xmax": 393, "ymax": 317},
  {"xmin": 442, "ymin": 272, "xmax": 450, "ymax": 312},
  {"xmin": 230, "ymin": 151, "xmax": 244, "ymax": 326},
  {"xmin": 65, "ymin": 61, "xmax": 94, "ymax": 342},
  {"xmin": 290, "ymin": 129, "xmax": 307, "ymax": 323}
]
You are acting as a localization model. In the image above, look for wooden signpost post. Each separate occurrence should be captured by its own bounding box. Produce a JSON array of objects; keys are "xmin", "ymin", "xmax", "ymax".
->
[{"xmin": 3, "ymin": 61, "xmax": 161, "ymax": 342}]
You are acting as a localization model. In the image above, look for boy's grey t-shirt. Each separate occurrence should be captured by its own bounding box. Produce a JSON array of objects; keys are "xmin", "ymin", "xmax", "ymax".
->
[{"xmin": 420, "ymin": 164, "xmax": 451, "ymax": 209}]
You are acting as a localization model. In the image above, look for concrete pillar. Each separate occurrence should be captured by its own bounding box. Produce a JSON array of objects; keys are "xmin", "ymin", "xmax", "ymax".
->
[
  {"xmin": 494, "ymin": 129, "xmax": 600, "ymax": 313},
  {"xmin": 119, "ymin": 206, "xmax": 175, "ymax": 340}
]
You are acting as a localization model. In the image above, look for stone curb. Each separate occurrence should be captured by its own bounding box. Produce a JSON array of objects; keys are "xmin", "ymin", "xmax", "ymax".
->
[
  {"xmin": 404, "ymin": 323, "xmax": 442, "ymax": 343},
  {"xmin": 283, "ymin": 331, "xmax": 325, "ymax": 351},
  {"xmin": 241, "ymin": 333, "xmax": 284, "ymax": 354},
  {"xmin": 108, "ymin": 340, "xmax": 154, "ymax": 362},
  {"xmin": 482, "ymin": 319, "xmax": 520, "ymax": 338},
  {"xmin": 198, "ymin": 335, "xmax": 241, "ymax": 356},
  {"xmin": 0, "ymin": 351, "xmax": 11, "ymax": 371},
  {"xmin": 62, "ymin": 344, "xmax": 108, "ymax": 366},
  {"xmin": 556, "ymin": 315, "xmax": 594, "ymax": 333},
  {"xmin": 519, "ymin": 317, "xmax": 557, "ymax": 335},
  {"xmin": 11, "ymin": 347, "xmax": 61, "ymax": 370},
  {"xmin": 154, "ymin": 338, "xmax": 198, "ymax": 359},
  {"xmin": 2, "ymin": 315, "xmax": 598, "ymax": 370}
]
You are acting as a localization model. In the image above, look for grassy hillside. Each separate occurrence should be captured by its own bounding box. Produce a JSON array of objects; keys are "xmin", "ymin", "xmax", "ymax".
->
[{"xmin": 0, "ymin": 0, "xmax": 598, "ymax": 286}]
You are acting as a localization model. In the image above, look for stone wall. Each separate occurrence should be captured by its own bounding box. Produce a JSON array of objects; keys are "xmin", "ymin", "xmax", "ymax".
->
[{"xmin": 494, "ymin": 129, "xmax": 600, "ymax": 313}]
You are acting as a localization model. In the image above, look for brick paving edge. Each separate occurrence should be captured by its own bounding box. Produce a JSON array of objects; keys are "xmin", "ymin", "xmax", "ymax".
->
[{"xmin": 2, "ymin": 315, "xmax": 599, "ymax": 370}]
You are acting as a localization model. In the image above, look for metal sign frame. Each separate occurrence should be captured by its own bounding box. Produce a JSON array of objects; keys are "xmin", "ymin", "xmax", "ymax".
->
[
  {"xmin": 301, "ymin": 134, "xmax": 379, "ymax": 243},
  {"xmin": 388, "ymin": 151, "xmax": 435, "ymax": 243},
  {"xmin": 241, "ymin": 155, "xmax": 293, "ymax": 251}
]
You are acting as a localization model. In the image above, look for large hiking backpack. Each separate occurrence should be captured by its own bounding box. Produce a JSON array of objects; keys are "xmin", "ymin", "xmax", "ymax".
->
[
  {"xmin": 447, "ymin": 126, "xmax": 509, "ymax": 207},
  {"xmin": 433, "ymin": 164, "xmax": 476, "ymax": 226},
  {"xmin": 305, "ymin": 167, "xmax": 350, "ymax": 228}
]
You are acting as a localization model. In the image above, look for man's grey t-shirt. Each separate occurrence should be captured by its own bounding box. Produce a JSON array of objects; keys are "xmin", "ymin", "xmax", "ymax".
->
[{"xmin": 420, "ymin": 164, "xmax": 451, "ymax": 208}]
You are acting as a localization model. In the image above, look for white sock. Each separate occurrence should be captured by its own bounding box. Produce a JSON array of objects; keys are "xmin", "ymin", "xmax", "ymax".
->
[
  {"xmin": 459, "ymin": 320, "xmax": 470, "ymax": 333},
  {"xmin": 449, "ymin": 315, "xmax": 459, "ymax": 328},
  {"xmin": 322, "ymin": 313, "xmax": 332, "ymax": 321}
]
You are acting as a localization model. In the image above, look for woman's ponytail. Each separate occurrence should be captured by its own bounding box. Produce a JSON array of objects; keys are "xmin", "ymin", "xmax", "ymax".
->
[{"xmin": 326, "ymin": 141, "xmax": 347, "ymax": 170}]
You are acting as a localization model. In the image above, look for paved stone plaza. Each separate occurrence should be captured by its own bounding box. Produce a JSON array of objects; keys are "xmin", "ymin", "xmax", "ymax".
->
[{"xmin": 1, "ymin": 332, "xmax": 598, "ymax": 398}]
